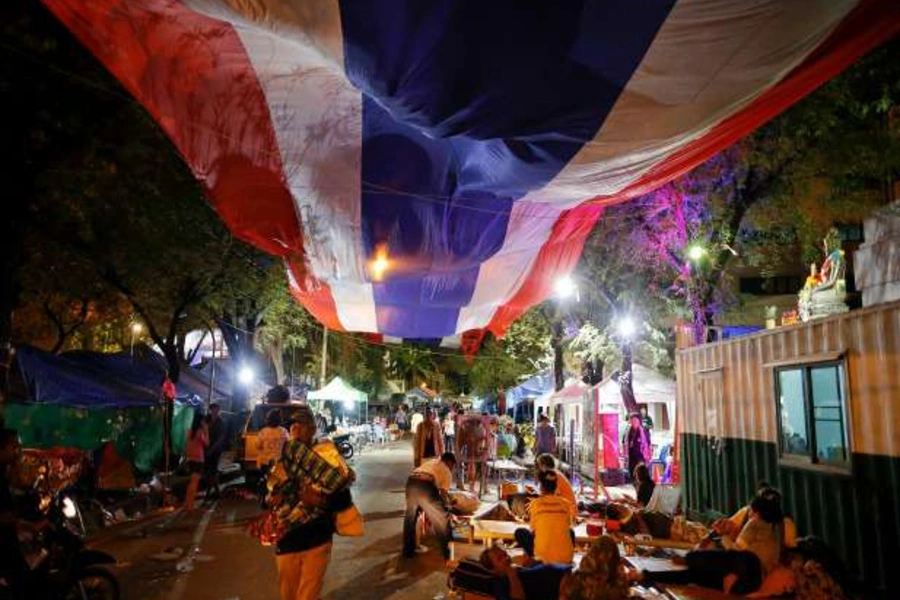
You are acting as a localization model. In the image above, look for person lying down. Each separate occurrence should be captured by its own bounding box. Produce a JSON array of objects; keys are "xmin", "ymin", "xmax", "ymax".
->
[{"xmin": 478, "ymin": 536, "xmax": 637, "ymax": 600}]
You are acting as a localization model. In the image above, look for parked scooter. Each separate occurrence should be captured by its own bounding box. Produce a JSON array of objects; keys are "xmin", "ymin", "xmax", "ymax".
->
[
  {"xmin": 330, "ymin": 434, "xmax": 354, "ymax": 460},
  {"xmin": 5, "ymin": 463, "xmax": 120, "ymax": 600}
]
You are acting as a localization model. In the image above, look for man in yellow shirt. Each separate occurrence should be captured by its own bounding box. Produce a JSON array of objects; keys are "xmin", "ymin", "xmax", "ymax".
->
[
  {"xmin": 514, "ymin": 470, "xmax": 574, "ymax": 565},
  {"xmin": 535, "ymin": 453, "xmax": 577, "ymax": 517}
]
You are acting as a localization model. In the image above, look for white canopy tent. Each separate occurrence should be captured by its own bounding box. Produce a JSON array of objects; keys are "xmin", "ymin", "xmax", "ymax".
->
[
  {"xmin": 596, "ymin": 364, "xmax": 674, "ymax": 403},
  {"xmin": 596, "ymin": 363, "xmax": 676, "ymax": 439},
  {"xmin": 308, "ymin": 376, "xmax": 369, "ymax": 423}
]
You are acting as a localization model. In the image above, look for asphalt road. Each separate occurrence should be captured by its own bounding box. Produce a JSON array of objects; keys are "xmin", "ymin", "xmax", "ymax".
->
[{"xmin": 90, "ymin": 440, "xmax": 454, "ymax": 600}]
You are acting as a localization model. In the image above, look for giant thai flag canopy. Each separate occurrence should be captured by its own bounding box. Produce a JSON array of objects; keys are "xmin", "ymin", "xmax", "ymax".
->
[{"xmin": 41, "ymin": 0, "xmax": 899, "ymax": 342}]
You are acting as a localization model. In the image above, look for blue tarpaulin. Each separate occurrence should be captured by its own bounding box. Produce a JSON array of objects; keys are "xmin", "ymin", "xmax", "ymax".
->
[
  {"xmin": 15, "ymin": 345, "xmax": 221, "ymax": 409},
  {"xmin": 505, "ymin": 371, "xmax": 556, "ymax": 408}
]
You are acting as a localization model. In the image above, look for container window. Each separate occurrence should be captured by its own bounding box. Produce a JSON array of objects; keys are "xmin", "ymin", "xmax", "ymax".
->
[
  {"xmin": 810, "ymin": 365, "xmax": 848, "ymax": 465},
  {"xmin": 777, "ymin": 368, "xmax": 809, "ymax": 456},
  {"xmin": 775, "ymin": 361, "xmax": 849, "ymax": 468}
]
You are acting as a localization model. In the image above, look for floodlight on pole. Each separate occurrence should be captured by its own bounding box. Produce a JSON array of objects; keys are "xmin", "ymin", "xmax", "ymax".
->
[
  {"xmin": 617, "ymin": 316, "xmax": 637, "ymax": 339},
  {"xmin": 554, "ymin": 276, "xmax": 578, "ymax": 300},
  {"xmin": 687, "ymin": 244, "xmax": 707, "ymax": 262},
  {"xmin": 238, "ymin": 365, "xmax": 255, "ymax": 385}
]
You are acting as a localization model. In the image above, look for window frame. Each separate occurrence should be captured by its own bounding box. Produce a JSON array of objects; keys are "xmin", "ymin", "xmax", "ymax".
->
[{"xmin": 773, "ymin": 358, "xmax": 852, "ymax": 474}]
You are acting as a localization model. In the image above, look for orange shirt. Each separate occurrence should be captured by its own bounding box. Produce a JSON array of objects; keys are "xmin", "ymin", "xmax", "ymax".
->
[
  {"xmin": 554, "ymin": 469, "xmax": 577, "ymax": 516},
  {"xmin": 529, "ymin": 494, "xmax": 574, "ymax": 564}
]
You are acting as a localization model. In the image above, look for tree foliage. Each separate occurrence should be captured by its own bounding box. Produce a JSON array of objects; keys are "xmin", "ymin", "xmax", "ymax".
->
[
  {"xmin": 575, "ymin": 39, "xmax": 899, "ymax": 346},
  {"xmin": 4, "ymin": 2, "xmax": 276, "ymax": 383},
  {"xmin": 467, "ymin": 310, "xmax": 552, "ymax": 395},
  {"xmin": 388, "ymin": 345, "xmax": 437, "ymax": 390}
]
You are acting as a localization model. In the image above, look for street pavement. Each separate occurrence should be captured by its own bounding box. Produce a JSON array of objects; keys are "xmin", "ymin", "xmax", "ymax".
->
[{"xmin": 89, "ymin": 440, "xmax": 460, "ymax": 600}]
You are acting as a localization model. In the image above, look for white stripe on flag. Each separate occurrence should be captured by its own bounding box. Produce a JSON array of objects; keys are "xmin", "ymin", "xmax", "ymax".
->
[
  {"xmin": 183, "ymin": 0, "xmax": 345, "ymax": 68},
  {"xmin": 192, "ymin": 0, "xmax": 378, "ymax": 332},
  {"xmin": 519, "ymin": 0, "xmax": 859, "ymax": 204},
  {"xmin": 440, "ymin": 336, "xmax": 461, "ymax": 349},
  {"xmin": 456, "ymin": 202, "xmax": 562, "ymax": 331}
]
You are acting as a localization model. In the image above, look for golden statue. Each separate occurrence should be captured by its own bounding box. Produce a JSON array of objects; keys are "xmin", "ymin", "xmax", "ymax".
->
[{"xmin": 798, "ymin": 228, "xmax": 848, "ymax": 322}]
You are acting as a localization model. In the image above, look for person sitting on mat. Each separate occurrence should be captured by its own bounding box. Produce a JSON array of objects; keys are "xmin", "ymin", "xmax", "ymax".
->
[
  {"xmin": 514, "ymin": 469, "xmax": 575, "ymax": 565},
  {"xmin": 479, "ymin": 544, "xmax": 571, "ymax": 600},
  {"xmin": 535, "ymin": 453, "xmax": 577, "ymax": 517},
  {"xmin": 631, "ymin": 463, "xmax": 655, "ymax": 508},
  {"xmin": 711, "ymin": 483, "xmax": 797, "ymax": 549},
  {"xmin": 559, "ymin": 535, "xmax": 635, "ymax": 600},
  {"xmin": 675, "ymin": 492, "xmax": 783, "ymax": 595}
]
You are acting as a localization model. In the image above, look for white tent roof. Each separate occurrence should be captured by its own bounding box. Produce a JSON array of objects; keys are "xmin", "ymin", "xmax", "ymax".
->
[
  {"xmin": 549, "ymin": 379, "xmax": 587, "ymax": 404},
  {"xmin": 307, "ymin": 376, "xmax": 368, "ymax": 403},
  {"xmin": 597, "ymin": 363, "xmax": 674, "ymax": 405}
]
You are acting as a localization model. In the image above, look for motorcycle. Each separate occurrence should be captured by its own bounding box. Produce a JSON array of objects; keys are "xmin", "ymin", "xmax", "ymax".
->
[
  {"xmin": 330, "ymin": 434, "xmax": 354, "ymax": 460},
  {"xmin": 6, "ymin": 464, "xmax": 120, "ymax": 600}
]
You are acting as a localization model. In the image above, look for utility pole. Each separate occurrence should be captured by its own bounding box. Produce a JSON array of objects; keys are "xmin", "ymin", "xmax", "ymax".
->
[{"xmin": 319, "ymin": 325, "xmax": 328, "ymax": 388}]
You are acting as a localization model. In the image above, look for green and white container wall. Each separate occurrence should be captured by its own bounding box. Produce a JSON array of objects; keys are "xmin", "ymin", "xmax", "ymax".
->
[{"xmin": 676, "ymin": 300, "xmax": 900, "ymax": 595}]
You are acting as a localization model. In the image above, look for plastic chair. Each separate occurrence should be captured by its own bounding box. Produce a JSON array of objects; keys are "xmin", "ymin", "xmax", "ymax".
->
[{"xmin": 649, "ymin": 444, "xmax": 671, "ymax": 483}]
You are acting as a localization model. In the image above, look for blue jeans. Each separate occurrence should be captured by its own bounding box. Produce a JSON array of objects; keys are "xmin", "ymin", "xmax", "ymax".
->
[{"xmin": 403, "ymin": 477, "xmax": 451, "ymax": 559}]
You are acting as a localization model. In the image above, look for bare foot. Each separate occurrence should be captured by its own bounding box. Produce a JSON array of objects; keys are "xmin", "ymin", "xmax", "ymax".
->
[{"xmin": 723, "ymin": 573, "xmax": 738, "ymax": 594}]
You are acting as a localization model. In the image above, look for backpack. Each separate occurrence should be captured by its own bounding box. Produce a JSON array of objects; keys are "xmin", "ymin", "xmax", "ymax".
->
[{"xmin": 447, "ymin": 559, "xmax": 498, "ymax": 596}]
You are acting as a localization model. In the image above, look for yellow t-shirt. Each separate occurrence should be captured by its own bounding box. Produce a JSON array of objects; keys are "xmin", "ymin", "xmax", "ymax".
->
[
  {"xmin": 554, "ymin": 470, "xmax": 577, "ymax": 517},
  {"xmin": 529, "ymin": 495, "xmax": 574, "ymax": 564}
]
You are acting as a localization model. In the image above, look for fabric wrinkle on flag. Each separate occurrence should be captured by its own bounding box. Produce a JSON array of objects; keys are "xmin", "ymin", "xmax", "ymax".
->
[{"xmin": 37, "ymin": 0, "xmax": 900, "ymax": 339}]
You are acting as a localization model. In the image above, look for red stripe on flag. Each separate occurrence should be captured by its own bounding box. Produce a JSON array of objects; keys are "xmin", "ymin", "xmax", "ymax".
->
[
  {"xmin": 40, "ymin": 0, "xmax": 304, "ymax": 259},
  {"xmin": 460, "ymin": 329, "xmax": 487, "ymax": 362},
  {"xmin": 286, "ymin": 259, "xmax": 344, "ymax": 332},
  {"xmin": 485, "ymin": 204, "xmax": 604, "ymax": 337},
  {"xmin": 595, "ymin": 0, "xmax": 900, "ymax": 205},
  {"xmin": 42, "ymin": 0, "xmax": 344, "ymax": 328}
]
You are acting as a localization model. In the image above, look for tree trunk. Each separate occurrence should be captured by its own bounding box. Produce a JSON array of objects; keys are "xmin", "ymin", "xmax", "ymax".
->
[
  {"xmin": 176, "ymin": 330, "xmax": 187, "ymax": 364},
  {"xmin": 268, "ymin": 337, "xmax": 285, "ymax": 384},
  {"xmin": 218, "ymin": 308, "xmax": 262, "ymax": 409},
  {"xmin": 551, "ymin": 321, "xmax": 565, "ymax": 392},
  {"xmin": 161, "ymin": 342, "xmax": 181, "ymax": 383},
  {"xmin": 618, "ymin": 342, "xmax": 639, "ymax": 415}
]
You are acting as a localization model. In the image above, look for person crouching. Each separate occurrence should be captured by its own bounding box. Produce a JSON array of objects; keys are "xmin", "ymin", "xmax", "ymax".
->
[{"xmin": 403, "ymin": 452, "xmax": 457, "ymax": 560}]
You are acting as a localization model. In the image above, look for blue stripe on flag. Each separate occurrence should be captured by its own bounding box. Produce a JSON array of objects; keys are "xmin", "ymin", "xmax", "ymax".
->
[
  {"xmin": 360, "ymin": 98, "xmax": 513, "ymax": 337},
  {"xmin": 341, "ymin": 1, "xmax": 675, "ymax": 337}
]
